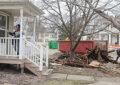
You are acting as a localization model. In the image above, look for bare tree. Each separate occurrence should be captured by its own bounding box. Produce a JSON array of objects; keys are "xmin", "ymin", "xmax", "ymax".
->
[
  {"xmin": 85, "ymin": 0, "xmax": 120, "ymax": 31},
  {"xmin": 41, "ymin": 0, "xmax": 110, "ymax": 57}
]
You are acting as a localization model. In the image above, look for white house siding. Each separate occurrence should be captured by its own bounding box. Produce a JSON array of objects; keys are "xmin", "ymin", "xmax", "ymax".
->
[{"xmin": 44, "ymin": 32, "xmax": 58, "ymax": 43}]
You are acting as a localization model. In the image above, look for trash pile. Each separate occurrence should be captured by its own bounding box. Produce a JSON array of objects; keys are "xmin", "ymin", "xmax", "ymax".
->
[
  {"xmin": 50, "ymin": 46, "xmax": 120, "ymax": 76},
  {"xmin": 52, "ymin": 46, "xmax": 117, "ymax": 67}
]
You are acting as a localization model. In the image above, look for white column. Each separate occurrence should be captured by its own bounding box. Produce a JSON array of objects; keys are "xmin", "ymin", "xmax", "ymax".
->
[
  {"xmin": 109, "ymin": 33, "xmax": 112, "ymax": 44},
  {"xmin": 46, "ymin": 46, "xmax": 49, "ymax": 67},
  {"xmin": 19, "ymin": 8, "xmax": 23, "ymax": 59},
  {"xmin": 108, "ymin": 25, "xmax": 112, "ymax": 44},
  {"xmin": 40, "ymin": 46, "xmax": 43, "ymax": 71},
  {"xmin": 33, "ymin": 16, "xmax": 36, "ymax": 42},
  {"xmin": 5, "ymin": 16, "xmax": 8, "ymax": 37},
  {"xmin": 119, "ymin": 33, "xmax": 120, "ymax": 44}
]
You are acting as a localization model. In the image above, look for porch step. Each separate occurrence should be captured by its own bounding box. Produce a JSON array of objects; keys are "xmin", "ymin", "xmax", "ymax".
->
[
  {"xmin": 24, "ymin": 59, "xmax": 48, "ymax": 76},
  {"xmin": 24, "ymin": 59, "xmax": 41, "ymax": 76}
]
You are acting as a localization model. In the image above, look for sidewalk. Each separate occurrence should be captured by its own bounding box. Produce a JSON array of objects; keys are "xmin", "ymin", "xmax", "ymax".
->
[
  {"xmin": 50, "ymin": 73, "xmax": 95, "ymax": 83},
  {"xmin": 88, "ymin": 77, "xmax": 120, "ymax": 85},
  {"xmin": 50, "ymin": 73, "xmax": 120, "ymax": 85}
]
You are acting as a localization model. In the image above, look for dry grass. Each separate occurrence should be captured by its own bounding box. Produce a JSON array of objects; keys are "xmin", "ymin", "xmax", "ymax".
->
[{"xmin": 37, "ymin": 80, "xmax": 84, "ymax": 85}]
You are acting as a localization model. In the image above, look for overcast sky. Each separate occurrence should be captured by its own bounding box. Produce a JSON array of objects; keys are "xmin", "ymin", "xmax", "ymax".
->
[{"xmin": 33, "ymin": 0, "xmax": 119, "ymax": 16}]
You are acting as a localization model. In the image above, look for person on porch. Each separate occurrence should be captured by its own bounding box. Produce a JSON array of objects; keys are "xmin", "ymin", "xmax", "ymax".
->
[{"xmin": 9, "ymin": 24, "xmax": 20, "ymax": 55}]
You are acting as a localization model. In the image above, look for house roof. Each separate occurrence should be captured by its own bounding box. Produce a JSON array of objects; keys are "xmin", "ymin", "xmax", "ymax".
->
[{"xmin": 0, "ymin": 0, "xmax": 43, "ymax": 16}]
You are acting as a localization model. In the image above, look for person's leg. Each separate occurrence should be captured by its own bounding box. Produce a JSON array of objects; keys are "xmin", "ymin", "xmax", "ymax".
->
[
  {"xmin": 16, "ymin": 39, "xmax": 19, "ymax": 55},
  {"xmin": 116, "ymin": 56, "xmax": 120, "ymax": 62},
  {"xmin": 14, "ymin": 39, "xmax": 19, "ymax": 55},
  {"xmin": 14, "ymin": 39, "xmax": 17, "ymax": 51}
]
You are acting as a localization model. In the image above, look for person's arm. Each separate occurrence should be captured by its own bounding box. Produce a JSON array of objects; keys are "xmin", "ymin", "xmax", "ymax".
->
[{"xmin": 8, "ymin": 32, "xmax": 15, "ymax": 36}]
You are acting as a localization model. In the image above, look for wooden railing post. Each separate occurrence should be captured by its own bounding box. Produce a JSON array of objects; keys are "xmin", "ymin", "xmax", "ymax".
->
[{"xmin": 40, "ymin": 46, "xmax": 43, "ymax": 71}]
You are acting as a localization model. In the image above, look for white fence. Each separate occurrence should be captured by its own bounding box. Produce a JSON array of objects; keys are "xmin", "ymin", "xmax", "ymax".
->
[{"xmin": 0, "ymin": 37, "xmax": 48, "ymax": 71}]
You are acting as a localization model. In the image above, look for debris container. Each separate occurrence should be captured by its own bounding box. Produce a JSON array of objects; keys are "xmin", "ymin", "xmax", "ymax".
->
[{"xmin": 59, "ymin": 40, "xmax": 108, "ymax": 54}]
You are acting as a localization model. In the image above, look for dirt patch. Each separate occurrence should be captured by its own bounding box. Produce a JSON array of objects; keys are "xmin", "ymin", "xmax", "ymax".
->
[
  {"xmin": 0, "ymin": 64, "xmax": 47, "ymax": 85},
  {"xmin": 50, "ymin": 52, "xmax": 63, "ymax": 59}
]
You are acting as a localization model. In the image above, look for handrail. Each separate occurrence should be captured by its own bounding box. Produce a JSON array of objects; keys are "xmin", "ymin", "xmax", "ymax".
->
[
  {"xmin": 23, "ymin": 38, "xmax": 40, "ymax": 50},
  {"xmin": 23, "ymin": 38, "xmax": 48, "ymax": 71}
]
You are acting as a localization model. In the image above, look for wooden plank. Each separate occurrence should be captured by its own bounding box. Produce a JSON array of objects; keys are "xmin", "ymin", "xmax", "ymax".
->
[
  {"xmin": 24, "ymin": 59, "xmax": 41, "ymax": 76},
  {"xmin": 0, "ymin": 59, "xmax": 23, "ymax": 64},
  {"xmin": 0, "ymin": 56, "xmax": 18, "ymax": 59}
]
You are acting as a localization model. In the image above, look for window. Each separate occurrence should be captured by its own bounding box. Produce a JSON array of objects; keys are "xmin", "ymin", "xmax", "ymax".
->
[{"xmin": 0, "ymin": 15, "xmax": 6, "ymax": 37}]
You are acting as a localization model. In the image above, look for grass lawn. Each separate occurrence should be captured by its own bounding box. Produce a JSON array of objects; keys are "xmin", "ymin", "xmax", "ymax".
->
[{"xmin": 37, "ymin": 80, "xmax": 91, "ymax": 85}]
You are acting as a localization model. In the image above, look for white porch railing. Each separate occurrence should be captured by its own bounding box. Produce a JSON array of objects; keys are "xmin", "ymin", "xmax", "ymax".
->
[
  {"xmin": 23, "ymin": 38, "xmax": 48, "ymax": 71},
  {"xmin": 0, "ymin": 0, "xmax": 31, "ymax": 2},
  {"xmin": 0, "ymin": 37, "xmax": 19, "ymax": 57},
  {"xmin": 0, "ymin": 37, "xmax": 49, "ymax": 71}
]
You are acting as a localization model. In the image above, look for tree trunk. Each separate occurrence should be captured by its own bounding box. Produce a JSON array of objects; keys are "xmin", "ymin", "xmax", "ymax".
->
[
  {"xmin": 70, "ymin": 50, "xmax": 75, "ymax": 57},
  {"xmin": 70, "ymin": 39, "xmax": 76, "ymax": 57}
]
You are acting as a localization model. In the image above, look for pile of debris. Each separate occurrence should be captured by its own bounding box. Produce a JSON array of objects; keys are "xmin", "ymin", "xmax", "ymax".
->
[
  {"xmin": 53, "ymin": 46, "xmax": 117, "ymax": 67},
  {"xmin": 98, "ymin": 63, "xmax": 120, "ymax": 76},
  {"xmin": 50, "ymin": 46, "xmax": 120, "ymax": 76}
]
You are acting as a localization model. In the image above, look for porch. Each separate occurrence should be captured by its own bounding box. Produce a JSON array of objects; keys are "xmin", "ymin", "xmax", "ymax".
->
[{"xmin": 0, "ymin": 0, "xmax": 48, "ymax": 76}]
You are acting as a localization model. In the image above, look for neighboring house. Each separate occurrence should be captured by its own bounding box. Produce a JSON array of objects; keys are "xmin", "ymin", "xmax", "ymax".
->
[
  {"xmin": 92, "ymin": 15, "xmax": 120, "ymax": 44},
  {"xmin": 82, "ymin": 13, "xmax": 120, "ymax": 45},
  {"xmin": 0, "ymin": 0, "xmax": 48, "ymax": 76},
  {"xmin": 93, "ymin": 25, "xmax": 120, "ymax": 44},
  {"xmin": 44, "ymin": 29, "xmax": 59, "ymax": 43}
]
